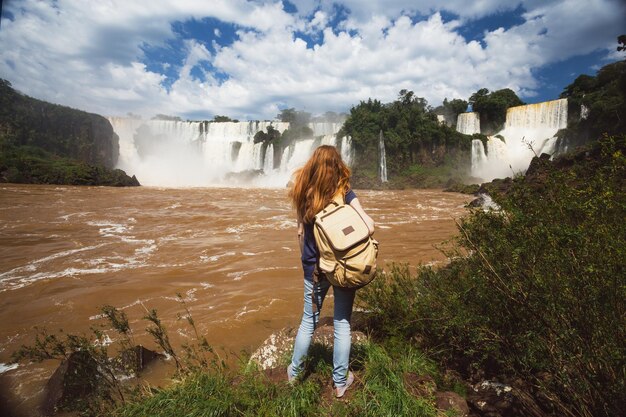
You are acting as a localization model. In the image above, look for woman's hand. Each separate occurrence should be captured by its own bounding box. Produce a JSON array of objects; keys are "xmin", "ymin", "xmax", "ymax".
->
[{"xmin": 297, "ymin": 220, "xmax": 304, "ymax": 253}]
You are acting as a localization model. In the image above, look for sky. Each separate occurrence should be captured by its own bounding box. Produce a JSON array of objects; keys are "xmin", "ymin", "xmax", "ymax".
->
[{"xmin": 0, "ymin": 0, "xmax": 624, "ymax": 121}]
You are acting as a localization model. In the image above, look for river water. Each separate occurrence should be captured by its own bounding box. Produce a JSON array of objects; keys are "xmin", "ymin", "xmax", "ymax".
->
[{"xmin": 0, "ymin": 184, "xmax": 469, "ymax": 414}]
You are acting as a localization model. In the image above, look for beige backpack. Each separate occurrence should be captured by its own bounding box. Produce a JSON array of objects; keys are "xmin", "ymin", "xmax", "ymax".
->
[{"xmin": 313, "ymin": 194, "xmax": 379, "ymax": 288}]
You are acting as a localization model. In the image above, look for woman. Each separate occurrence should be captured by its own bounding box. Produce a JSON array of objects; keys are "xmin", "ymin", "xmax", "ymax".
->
[{"xmin": 287, "ymin": 145, "xmax": 375, "ymax": 398}]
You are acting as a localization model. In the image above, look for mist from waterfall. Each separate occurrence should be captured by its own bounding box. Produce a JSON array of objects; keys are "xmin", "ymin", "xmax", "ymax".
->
[
  {"xmin": 468, "ymin": 98, "xmax": 568, "ymax": 181},
  {"xmin": 108, "ymin": 117, "xmax": 352, "ymax": 188}
]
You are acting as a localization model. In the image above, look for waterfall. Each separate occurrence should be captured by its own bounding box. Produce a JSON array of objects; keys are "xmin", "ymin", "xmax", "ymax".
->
[
  {"xmin": 456, "ymin": 112, "xmax": 481, "ymax": 135},
  {"xmin": 263, "ymin": 143, "xmax": 274, "ymax": 172},
  {"xmin": 469, "ymin": 98, "xmax": 568, "ymax": 181},
  {"xmin": 379, "ymin": 130, "xmax": 388, "ymax": 183},
  {"xmin": 340, "ymin": 136, "xmax": 353, "ymax": 166},
  {"xmin": 108, "ymin": 118, "xmax": 351, "ymax": 187},
  {"xmin": 308, "ymin": 122, "xmax": 344, "ymax": 136},
  {"xmin": 471, "ymin": 139, "xmax": 487, "ymax": 173}
]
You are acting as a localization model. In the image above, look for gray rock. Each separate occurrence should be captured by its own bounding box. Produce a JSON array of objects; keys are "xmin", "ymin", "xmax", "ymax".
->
[
  {"xmin": 435, "ymin": 391, "xmax": 470, "ymax": 416},
  {"xmin": 467, "ymin": 380, "xmax": 547, "ymax": 417},
  {"xmin": 41, "ymin": 351, "xmax": 99, "ymax": 416},
  {"xmin": 249, "ymin": 323, "xmax": 367, "ymax": 370}
]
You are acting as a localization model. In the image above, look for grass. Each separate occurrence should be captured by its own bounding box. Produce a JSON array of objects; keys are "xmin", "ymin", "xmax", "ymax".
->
[{"xmin": 113, "ymin": 342, "xmax": 445, "ymax": 417}]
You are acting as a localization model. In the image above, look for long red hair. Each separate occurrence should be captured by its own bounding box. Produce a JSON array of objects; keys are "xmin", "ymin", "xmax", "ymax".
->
[{"xmin": 289, "ymin": 145, "xmax": 351, "ymax": 224}]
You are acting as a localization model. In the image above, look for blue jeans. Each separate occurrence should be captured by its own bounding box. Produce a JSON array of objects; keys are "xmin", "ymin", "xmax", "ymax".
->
[{"xmin": 289, "ymin": 277, "xmax": 356, "ymax": 386}]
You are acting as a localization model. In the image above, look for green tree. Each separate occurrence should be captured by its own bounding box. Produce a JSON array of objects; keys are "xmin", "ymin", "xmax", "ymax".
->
[
  {"xmin": 433, "ymin": 98, "xmax": 468, "ymax": 126},
  {"xmin": 339, "ymin": 91, "xmax": 472, "ymax": 185},
  {"xmin": 253, "ymin": 125, "xmax": 281, "ymax": 144},
  {"xmin": 276, "ymin": 108, "xmax": 311, "ymax": 126},
  {"xmin": 212, "ymin": 115, "xmax": 235, "ymax": 122},
  {"xmin": 152, "ymin": 114, "xmax": 182, "ymax": 121},
  {"xmin": 472, "ymin": 88, "xmax": 524, "ymax": 133},
  {"xmin": 558, "ymin": 59, "xmax": 626, "ymax": 147},
  {"xmin": 468, "ymin": 88, "xmax": 489, "ymax": 104}
]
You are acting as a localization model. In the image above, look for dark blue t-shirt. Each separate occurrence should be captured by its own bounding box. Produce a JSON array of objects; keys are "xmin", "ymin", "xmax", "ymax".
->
[{"xmin": 301, "ymin": 189, "xmax": 357, "ymax": 280}]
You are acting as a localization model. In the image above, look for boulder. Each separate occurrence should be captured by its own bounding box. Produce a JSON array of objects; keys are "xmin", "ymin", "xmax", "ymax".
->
[
  {"xmin": 41, "ymin": 351, "xmax": 99, "ymax": 416},
  {"xmin": 435, "ymin": 391, "xmax": 470, "ymax": 416},
  {"xmin": 116, "ymin": 345, "xmax": 164, "ymax": 375},
  {"xmin": 224, "ymin": 169, "xmax": 265, "ymax": 183},
  {"xmin": 41, "ymin": 345, "xmax": 163, "ymax": 415},
  {"xmin": 467, "ymin": 193, "xmax": 500, "ymax": 210},
  {"xmin": 249, "ymin": 322, "xmax": 368, "ymax": 371},
  {"xmin": 467, "ymin": 380, "xmax": 547, "ymax": 417}
]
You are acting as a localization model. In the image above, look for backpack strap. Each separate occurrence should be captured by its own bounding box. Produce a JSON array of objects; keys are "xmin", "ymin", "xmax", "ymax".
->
[{"xmin": 311, "ymin": 264, "xmax": 324, "ymax": 330}]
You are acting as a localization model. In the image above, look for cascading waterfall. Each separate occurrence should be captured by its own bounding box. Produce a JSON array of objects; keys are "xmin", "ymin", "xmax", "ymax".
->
[
  {"xmin": 340, "ymin": 136, "xmax": 354, "ymax": 166},
  {"xmin": 263, "ymin": 143, "xmax": 274, "ymax": 172},
  {"xmin": 456, "ymin": 112, "xmax": 481, "ymax": 135},
  {"xmin": 467, "ymin": 98, "xmax": 568, "ymax": 181},
  {"xmin": 107, "ymin": 117, "xmax": 352, "ymax": 187},
  {"xmin": 379, "ymin": 130, "xmax": 388, "ymax": 183}
]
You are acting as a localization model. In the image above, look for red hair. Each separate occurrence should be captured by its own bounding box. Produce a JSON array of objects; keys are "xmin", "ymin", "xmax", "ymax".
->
[{"xmin": 288, "ymin": 145, "xmax": 351, "ymax": 224}]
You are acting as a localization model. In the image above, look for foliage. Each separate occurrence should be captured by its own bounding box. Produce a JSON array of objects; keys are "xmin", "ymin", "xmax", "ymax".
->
[
  {"xmin": 212, "ymin": 115, "xmax": 239, "ymax": 122},
  {"xmin": 152, "ymin": 114, "xmax": 182, "ymax": 122},
  {"xmin": 0, "ymin": 143, "xmax": 139, "ymax": 186},
  {"xmin": 11, "ymin": 299, "xmax": 218, "ymax": 417},
  {"xmin": 358, "ymin": 135, "xmax": 626, "ymax": 417},
  {"xmin": 280, "ymin": 125, "xmax": 314, "ymax": 143},
  {"xmin": 0, "ymin": 78, "xmax": 140, "ymax": 185},
  {"xmin": 276, "ymin": 108, "xmax": 311, "ymax": 126},
  {"xmin": 470, "ymin": 88, "xmax": 524, "ymax": 134},
  {"xmin": 253, "ymin": 125, "xmax": 281, "ymax": 144},
  {"xmin": 0, "ymin": 79, "xmax": 119, "ymax": 168},
  {"xmin": 339, "ymin": 90, "xmax": 473, "ymax": 186},
  {"xmin": 558, "ymin": 51, "xmax": 626, "ymax": 149},
  {"xmin": 11, "ymin": 307, "xmax": 138, "ymax": 415},
  {"xmin": 433, "ymin": 98, "xmax": 468, "ymax": 126}
]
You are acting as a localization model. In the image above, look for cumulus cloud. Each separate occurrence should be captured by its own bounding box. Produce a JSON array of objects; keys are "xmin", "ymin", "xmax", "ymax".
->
[{"xmin": 0, "ymin": 0, "xmax": 623, "ymax": 120}]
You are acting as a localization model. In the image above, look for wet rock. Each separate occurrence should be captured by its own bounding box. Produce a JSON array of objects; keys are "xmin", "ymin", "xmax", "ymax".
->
[
  {"xmin": 477, "ymin": 177, "xmax": 513, "ymax": 199},
  {"xmin": 467, "ymin": 193, "xmax": 500, "ymax": 210},
  {"xmin": 41, "ymin": 345, "xmax": 162, "ymax": 416},
  {"xmin": 435, "ymin": 391, "xmax": 470, "ymax": 416},
  {"xmin": 224, "ymin": 169, "xmax": 265, "ymax": 183},
  {"xmin": 444, "ymin": 180, "xmax": 481, "ymax": 195},
  {"xmin": 525, "ymin": 153, "xmax": 552, "ymax": 177},
  {"xmin": 116, "ymin": 345, "xmax": 164, "ymax": 374},
  {"xmin": 249, "ymin": 327, "xmax": 298, "ymax": 370},
  {"xmin": 467, "ymin": 380, "xmax": 547, "ymax": 417},
  {"xmin": 249, "ymin": 323, "xmax": 367, "ymax": 370},
  {"xmin": 41, "ymin": 351, "xmax": 99, "ymax": 416}
]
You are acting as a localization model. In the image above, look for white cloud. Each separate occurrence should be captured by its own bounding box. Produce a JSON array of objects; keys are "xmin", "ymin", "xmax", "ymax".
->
[{"xmin": 0, "ymin": 0, "xmax": 623, "ymax": 120}]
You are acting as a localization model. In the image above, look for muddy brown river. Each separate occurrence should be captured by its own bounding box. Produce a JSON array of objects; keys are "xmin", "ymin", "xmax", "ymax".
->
[{"xmin": 0, "ymin": 184, "xmax": 469, "ymax": 415}]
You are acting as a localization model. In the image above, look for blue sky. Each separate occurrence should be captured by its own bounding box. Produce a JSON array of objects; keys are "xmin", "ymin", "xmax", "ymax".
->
[{"xmin": 1, "ymin": 0, "xmax": 624, "ymax": 120}]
